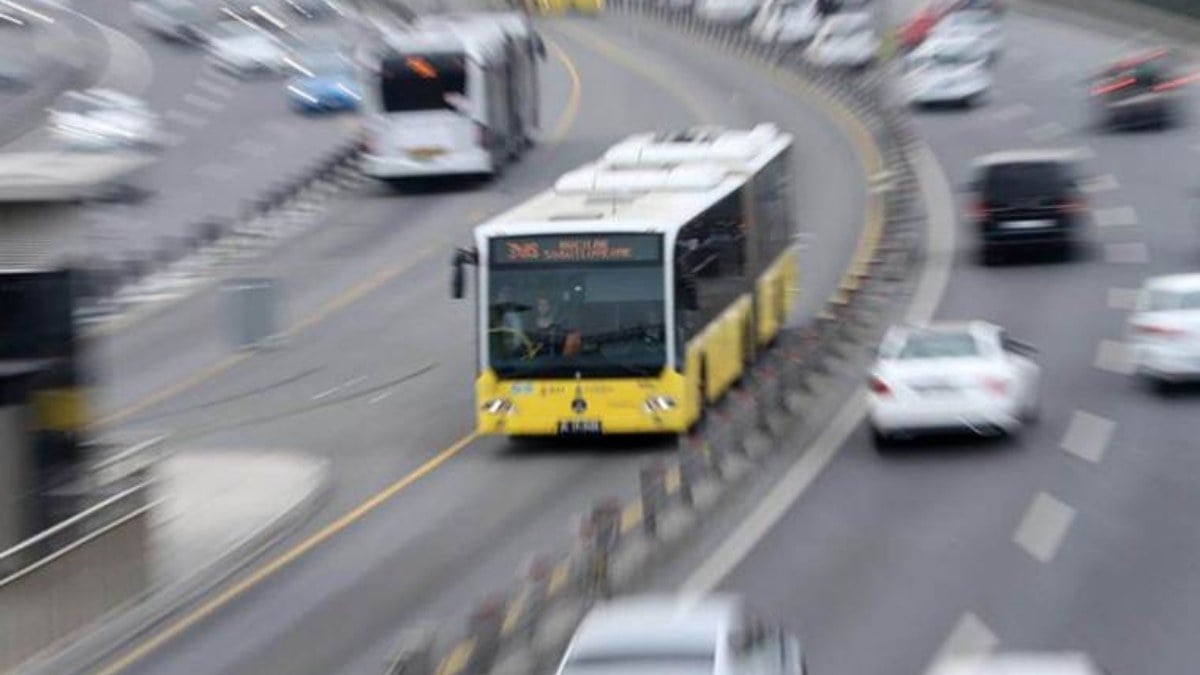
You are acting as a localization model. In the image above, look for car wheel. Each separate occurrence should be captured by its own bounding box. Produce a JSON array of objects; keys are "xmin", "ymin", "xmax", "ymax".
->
[
  {"xmin": 980, "ymin": 246, "xmax": 1003, "ymax": 266},
  {"xmin": 871, "ymin": 426, "xmax": 892, "ymax": 450}
]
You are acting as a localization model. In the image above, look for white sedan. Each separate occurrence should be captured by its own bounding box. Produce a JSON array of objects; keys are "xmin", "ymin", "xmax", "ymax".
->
[
  {"xmin": 901, "ymin": 41, "xmax": 992, "ymax": 107},
  {"xmin": 806, "ymin": 12, "xmax": 879, "ymax": 68},
  {"xmin": 930, "ymin": 9, "xmax": 1004, "ymax": 61},
  {"xmin": 1128, "ymin": 273, "xmax": 1200, "ymax": 389},
  {"xmin": 205, "ymin": 19, "xmax": 289, "ymax": 76},
  {"xmin": 868, "ymin": 321, "xmax": 1041, "ymax": 445},
  {"xmin": 556, "ymin": 595, "xmax": 807, "ymax": 675},
  {"xmin": 48, "ymin": 89, "xmax": 163, "ymax": 152},
  {"xmin": 694, "ymin": 0, "xmax": 761, "ymax": 25},
  {"xmin": 930, "ymin": 652, "xmax": 1106, "ymax": 675},
  {"xmin": 749, "ymin": 0, "xmax": 820, "ymax": 45}
]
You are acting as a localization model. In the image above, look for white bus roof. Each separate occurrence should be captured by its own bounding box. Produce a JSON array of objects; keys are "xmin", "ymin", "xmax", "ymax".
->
[
  {"xmin": 475, "ymin": 126, "xmax": 792, "ymax": 241},
  {"xmin": 380, "ymin": 16, "xmax": 509, "ymax": 61},
  {"xmin": 601, "ymin": 123, "xmax": 784, "ymax": 168}
]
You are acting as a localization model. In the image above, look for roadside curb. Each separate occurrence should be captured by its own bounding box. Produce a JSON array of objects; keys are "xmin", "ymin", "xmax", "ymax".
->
[{"xmin": 16, "ymin": 452, "xmax": 334, "ymax": 675}]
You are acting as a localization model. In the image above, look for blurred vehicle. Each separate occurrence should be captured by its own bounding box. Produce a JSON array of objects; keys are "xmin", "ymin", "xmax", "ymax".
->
[
  {"xmin": 965, "ymin": 150, "xmax": 1089, "ymax": 264},
  {"xmin": 1, "ymin": 8, "xmax": 31, "ymax": 27},
  {"xmin": 362, "ymin": 13, "xmax": 541, "ymax": 182},
  {"xmin": 952, "ymin": 0, "xmax": 1004, "ymax": 14},
  {"xmin": 749, "ymin": 0, "xmax": 820, "ymax": 45},
  {"xmin": 930, "ymin": 8, "xmax": 1003, "ymax": 61},
  {"xmin": 929, "ymin": 652, "xmax": 1105, "ymax": 675},
  {"xmin": 918, "ymin": 22, "xmax": 994, "ymax": 62},
  {"xmin": 806, "ymin": 11, "xmax": 879, "ymax": 68},
  {"xmin": 279, "ymin": 0, "xmax": 343, "ymax": 20},
  {"xmin": 48, "ymin": 89, "xmax": 163, "ymax": 152},
  {"xmin": 897, "ymin": 2, "xmax": 949, "ymax": 52},
  {"xmin": 286, "ymin": 48, "xmax": 360, "ymax": 112},
  {"xmin": 130, "ymin": 0, "xmax": 205, "ymax": 43},
  {"xmin": 0, "ymin": 152, "xmax": 154, "ymax": 202},
  {"xmin": 695, "ymin": 0, "xmax": 760, "ymax": 25},
  {"xmin": 1128, "ymin": 274, "xmax": 1200, "ymax": 390},
  {"xmin": 1089, "ymin": 48, "xmax": 1187, "ymax": 130},
  {"xmin": 868, "ymin": 321, "xmax": 1041, "ymax": 446},
  {"xmin": 206, "ymin": 19, "xmax": 289, "ymax": 76},
  {"xmin": 902, "ymin": 40, "xmax": 991, "ymax": 107},
  {"xmin": 555, "ymin": 595, "xmax": 807, "ymax": 675}
]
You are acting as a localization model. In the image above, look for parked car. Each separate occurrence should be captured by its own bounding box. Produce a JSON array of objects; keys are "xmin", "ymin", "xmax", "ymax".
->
[
  {"xmin": 902, "ymin": 39, "xmax": 991, "ymax": 107},
  {"xmin": 749, "ymin": 0, "xmax": 820, "ymax": 45},
  {"xmin": 695, "ymin": 0, "xmax": 761, "ymax": 25},
  {"xmin": 806, "ymin": 11, "xmax": 879, "ymax": 68},
  {"xmin": 929, "ymin": 7, "xmax": 1003, "ymax": 61},
  {"xmin": 48, "ymin": 89, "xmax": 163, "ymax": 152}
]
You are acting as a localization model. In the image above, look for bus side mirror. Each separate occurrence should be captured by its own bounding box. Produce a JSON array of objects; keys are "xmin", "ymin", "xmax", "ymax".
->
[
  {"xmin": 451, "ymin": 248, "xmax": 477, "ymax": 299},
  {"xmin": 677, "ymin": 275, "xmax": 700, "ymax": 311}
]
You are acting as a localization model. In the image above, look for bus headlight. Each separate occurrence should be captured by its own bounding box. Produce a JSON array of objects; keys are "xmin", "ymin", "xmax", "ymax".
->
[
  {"xmin": 482, "ymin": 398, "xmax": 515, "ymax": 415},
  {"xmin": 643, "ymin": 396, "xmax": 677, "ymax": 414}
]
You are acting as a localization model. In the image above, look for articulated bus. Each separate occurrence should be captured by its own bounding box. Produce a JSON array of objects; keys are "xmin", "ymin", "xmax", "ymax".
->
[
  {"xmin": 360, "ymin": 12, "xmax": 543, "ymax": 183},
  {"xmin": 452, "ymin": 125, "xmax": 797, "ymax": 436}
]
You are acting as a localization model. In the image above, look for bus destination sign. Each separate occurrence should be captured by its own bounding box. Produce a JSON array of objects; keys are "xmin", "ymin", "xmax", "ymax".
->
[{"xmin": 492, "ymin": 235, "xmax": 660, "ymax": 264}]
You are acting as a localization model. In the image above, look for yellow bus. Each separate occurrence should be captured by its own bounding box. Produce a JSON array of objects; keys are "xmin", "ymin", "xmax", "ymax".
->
[{"xmin": 452, "ymin": 124, "xmax": 796, "ymax": 436}]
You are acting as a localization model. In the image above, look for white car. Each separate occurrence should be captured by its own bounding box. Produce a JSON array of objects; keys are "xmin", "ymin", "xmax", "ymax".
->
[
  {"xmin": 902, "ymin": 42, "xmax": 992, "ymax": 106},
  {"xmin": 749, "ymin": 0, "xmax": 820, "ymax": 45},
  {"xmin": 806, "ymin": 12, "xmax": 880, "ymax": 68},
  {"xmin": 555, "ymin": 595, "xmax": 807, "ymax": 675},
  {"xmin": 695, "ymin": 0, "xmax": 760, "ymax": 25},
  {"xmin": 868, "ymin": 321, "xmax": 1041, "ymax": 445},
  {"xmin": 1128, "ymin": 273, "xmax": 1200, "ymax": 388},
  {"xmin": 48, "ymin": 89, "xmax": 163, "ymax": 152},
  {"xmin": 130, "ymin": 0, "xmax": 205, "ymax": 42},
  {"xmin": 930, "ymin": 9, "xmax": 1004, "ymax": 61},
  {"xmin": 206, "ymin": 19, "xmax": 289, "ymax": 76},
  {"xmin": 928, "ymin": 652, "xmax": 1107, "ymax": 675}
]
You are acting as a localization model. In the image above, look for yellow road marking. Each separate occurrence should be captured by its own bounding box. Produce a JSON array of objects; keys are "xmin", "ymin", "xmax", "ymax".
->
[
  {"xmin": 546, "ymin": 37, "xmax": 583, "ymax": 143},
  {"xmin": 435, "ymin": 638, "xmax": 476, "ymax": 675},
  {"xmin": 500, "ymin": 588, "xmax": 529, "ymax": 636},
  {"xmin": 547, "ymin": 561, "xmax": 570, "ymax": 596},
  {"xmin": 93, "ymin": 432, "xmax": 478, "ymax": 675},
  {"xmin": 665, "ymin": 466, "xmax": 681, "ymax": 494},
  {"xmin": 619, "ymin": 501, "xmax": 643, "ymax": 534}
]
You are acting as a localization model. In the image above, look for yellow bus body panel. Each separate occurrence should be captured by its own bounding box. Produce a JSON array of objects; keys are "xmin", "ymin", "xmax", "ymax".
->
[{"xmin": 32, "ymin": 387, "xmax": 89, "ymax": 432}]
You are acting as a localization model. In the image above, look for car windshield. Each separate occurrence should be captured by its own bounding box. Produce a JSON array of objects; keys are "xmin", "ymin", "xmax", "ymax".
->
[
  {"xmin": 982, "ymin": 162, "xmax": 1069, "ymax": 204},
  {"xmin": 1145, "ymin": 289, "xmax": 1200, "ymax": 311},
  {"xmin": 486, "ymin": 234, "xmax": 666, "ymax": 378},
  {"xmin": 896, "ymin": 331, "xmax": 980, "ymax": 359}
]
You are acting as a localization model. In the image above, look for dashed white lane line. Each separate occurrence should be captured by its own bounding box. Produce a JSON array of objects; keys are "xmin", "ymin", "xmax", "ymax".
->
[
  {"xmin": 183, "ymin": 93, "xmax": 225, "ymax": 113},
  {"xmin": 926, "ymin": 613, "xmax": 999, "ymax": 672},
  {"xmin": 1107, "ymin": 287, "xmax": 1140, "ymax": 310},
  {"xmin": 1105, "ymin": 242, "xmax": 1149, "ymax": 264},
  {"xmin": 193, "ymin": 162, "xmax": 242, "ymax": 181},
  {"xmin": 1061, "ymin": 410, "xmax": 1116, "ymax": 463},
  {"xmin": 234, "ymin": 138, "xmax": 276, "ymax": 159},
  {"xmin": 165, "ymin": 109, "xmax": 209, "ymax": 129},
  {"xmin": 1094, "ymin": 339, "xmax": 1135, "ymax": 375},
  {"xmin": 1082, "ymin": 173, "xmax": 1120, "ymax": 194},
  {"xmin": 1014, "ymin": 492, "xmax": 1076, "ymax": 564},
  {"xmin": 310, "ymin": 375, "xmax": 368, "ymax": 401},
  {"xmin": 1094, "ymin": 206, "xmax": 1139, "ymax": 228},
  {"xmin": 1027, "ymin": 121, "xmax": 1067, "ymax": 142},
  {"xmin": 369, "ymin": 390, "xmax": 393, "ymax": 405},
  {"xmin": 991, "ymin": 102, "xmax": 1033, "ymax": 123},
  {"xmin": 194, "ymin": 78, "xmax": 234, "ymax": 98}
]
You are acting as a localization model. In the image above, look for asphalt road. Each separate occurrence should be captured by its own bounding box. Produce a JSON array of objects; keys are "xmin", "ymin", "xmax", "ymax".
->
[
  {"xmin": 706, "ymin": 3, "xmax": 1200, "ymax": 674},
  {"xmin": 61, "ymin": 11, "xmax": 870, "ymax": 675}
]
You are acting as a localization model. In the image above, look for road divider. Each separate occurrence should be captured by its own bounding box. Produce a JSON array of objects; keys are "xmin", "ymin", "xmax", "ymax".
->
[{"xmin": 384, "ymin": 6, "xmax": 928, "ymax": 675}]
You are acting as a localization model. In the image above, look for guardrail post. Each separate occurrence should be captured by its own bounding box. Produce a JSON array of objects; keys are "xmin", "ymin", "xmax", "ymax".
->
[
  {"xmin": 464, "ymin": 595, "xmax": 505, "ymax": 674},
  {"xmin": 638, "ymin": 459, "xmax": 666, "ymax": 539},
  {"xmin": 581, "ymin": 499, "xmax": 620, "ymax": 601},
  {"xmin": 518, "ymin": 554, "xmax": 552, "ymax": 643}
]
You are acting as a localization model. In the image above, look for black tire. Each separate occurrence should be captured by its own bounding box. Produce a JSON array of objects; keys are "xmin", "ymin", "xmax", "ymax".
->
[
  {"xmin": 871, "ymin": 427, "xmax": 891, "ymax": 450},
  {"xmin": 980, "ymin": 245, "xmax": 1003, "ymax": 266}
]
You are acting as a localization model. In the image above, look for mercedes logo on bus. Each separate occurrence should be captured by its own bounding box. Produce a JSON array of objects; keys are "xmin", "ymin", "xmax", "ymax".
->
[{"xmin": 571, "ymin": 398, "xmax": 588, "ymax": 414}]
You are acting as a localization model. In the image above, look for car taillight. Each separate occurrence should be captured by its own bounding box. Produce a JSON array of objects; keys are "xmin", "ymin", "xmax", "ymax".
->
[
  {"xmin": 969, "ymin": 199, "xmax": 989, "ymax": 220},
  {"xmin": 1091, "ymin": 76, "xmax": 1136, "ymax": 96},
  {"xmin": 868, "ymin": 376, "xmax": 891, "ymax": 396},
  {"xmin": 1153, "ymin": 72, "xmax": 1200, "ymax": 92},
  {"xmin": 981, "ymin": 376, "xmax": 1010, "ymax": 396},
  {"xmin": 1133, "ymin": 323, "xmax": 1185, "ymax": 337},
  {"xmin": 1058, "ymin": 197, "xmax": 1088, "ymax": 213}
]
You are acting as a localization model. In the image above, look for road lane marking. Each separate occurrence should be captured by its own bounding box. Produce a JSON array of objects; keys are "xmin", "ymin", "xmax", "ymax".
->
[
  {"xmin": 1094, "ymin": 339, "xmax": 1135, "ymax": 375},
  {"xmin": 1094, "ymin": 206, "xmax": 1138, "ymax": 228},
  {"xmin": 184, "ymin": 92, "xmax": 225, "ymax": 113},
  {"xmin": 93, "ymin": 431, "xmax": 479, "ymax": 675},
  {"xmin": 544, "ymin": 37, "xmax": 583, "ymax": 143},
  {"xmin": 926, "ymin": 612, "xmax": 999, "ymax": 672},
  {"xmin": 1104, "ymin": 242, "xmax": 1149, "ymax": 264},
  {"xmin": 1027, "ymin": 121, "xmax": 1067, "ymax": 142},
  {"xmin": 165, "ymin": 109, "xmax": 209, "ymax": 129},
  {"xmin": 1082, "ymin": 174, "xmax": 1119, "ymax": 193},
  {"xmin": 1013, "ymin": 492, "xmax": 1076, "ymax": 563},
  {"xmin": 1060, "ymin": 410, "xmax": 1116, "ymax": 463},
  {"xmin": 368, "ymin": 390, "xmax": 393, "ymax": 404},
  {"xmin": 1107, "ymin": 287, "xmax": 1140, "ymax": 310}
]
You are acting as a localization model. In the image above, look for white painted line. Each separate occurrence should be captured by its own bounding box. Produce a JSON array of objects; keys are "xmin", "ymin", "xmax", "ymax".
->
[
  {"xmin": 1082, "ymin": 174, "xmax": 1120, "ymax": 194},
  {"xmin": 1107, "ymin": 287, "xmax": 1140, "ymax": 311},
  {"xmin": 1027, "ymin": 121, "xmax": 1067, "ymax": 142},
  {"xmin": 1013, "ymin": 492, "xmax": 1076, "ymax": 563},
  {"xmin": 926, "ymin": 613, "xmax": 999, "ymax": 673},
  {"xmin": 311, "ymin": 386, "xmax": 341, "ymax": 401},
  {"xmin": 1094, "ymin": 206, "xmax": 1139, "ymax": 228},
  {"xmin": 991, "ymin": 102, "xmax": 1033, "ymax": 122},
  {"xmin": 682, "ymin": 145, "xmax": 957, "ymax": 595},
  {"xmin": 369, "ymin": 390, "xmax": 392, "ymax": 404},
  {"xmin": 165, "ymin": 109, "xmax": 209, "ymax": 129},
  {"xmin": 194, "ymin": 78, "xmax": 234, "ymax": 98},
  {"xmin": 184, "ymin": 93, "xmax": 225, "ymax": 113},
  {"xmin": 1061, "ymin": 410, "xmax": 1116, "ymax": 463},
  {"xmin": 1105, "ymin": 242, "xmax": 1149, "ymax": 264},
  {"xmin": 1094, "ymin": 339, "xmax": 1135, "ymax": 375}
]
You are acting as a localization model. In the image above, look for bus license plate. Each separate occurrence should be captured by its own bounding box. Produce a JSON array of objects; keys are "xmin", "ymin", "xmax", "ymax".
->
[{"xmin": 557, "ymin": 420, "xmax": 602, "ymax": 435}]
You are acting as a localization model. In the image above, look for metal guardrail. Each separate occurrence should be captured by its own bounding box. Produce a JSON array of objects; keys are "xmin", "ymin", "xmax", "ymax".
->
[{"xmin": 382, "ymin": 6, "xmax": 925, "ymax": 675}]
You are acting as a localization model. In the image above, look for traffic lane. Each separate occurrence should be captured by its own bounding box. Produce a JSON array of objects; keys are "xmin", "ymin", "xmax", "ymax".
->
[
  {"xmin": 103, "ymin": 18, "xmax": 713, "ymax": 675},
  {"xmin": 100, "ymin": 16, "xmax": 874, "ymax": 675}
]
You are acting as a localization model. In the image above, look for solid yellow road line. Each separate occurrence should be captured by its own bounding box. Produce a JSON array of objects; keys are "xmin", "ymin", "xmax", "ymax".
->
[
  {"xmin": 546, "ymin": 37, "xmax": 583, "ymax": 143},
  {"xmin": 93, "ymin": 432, "xmax": 479, "ymax": 675},
  {"xmin": 547, "ymin": 561, "xmax": 571, "ymax": 596},
  {"xmin": 435, "ymin": 638, "xmax": 476, "ymax": 675}
]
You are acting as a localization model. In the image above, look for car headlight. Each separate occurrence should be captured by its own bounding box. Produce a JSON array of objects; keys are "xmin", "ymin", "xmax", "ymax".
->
[
  {"xmin": 481, "ymin": 398, "xmax": 515, "ymax": 415},
  {"xmin": 643, "ymin": 396, "xmax": 677, "ymax": 414}
]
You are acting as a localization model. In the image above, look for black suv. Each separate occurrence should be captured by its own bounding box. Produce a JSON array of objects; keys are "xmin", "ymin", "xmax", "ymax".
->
[
  {"xmin": 1090, "ymin": 48, "xmax": 1185, "ymax": 130},
  {"xmin": 966, "ymin": 151, "xmax": 1089, "ymax": 264}
]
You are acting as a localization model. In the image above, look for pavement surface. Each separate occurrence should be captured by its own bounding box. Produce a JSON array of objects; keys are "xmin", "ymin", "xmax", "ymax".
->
[
  {"xmin": 683, "ymin": 2, "xmax": 1200, "ymax": 674},
  {"xmin": 27, "ymin": 8, "xmax": 873, "ymax": 675}
]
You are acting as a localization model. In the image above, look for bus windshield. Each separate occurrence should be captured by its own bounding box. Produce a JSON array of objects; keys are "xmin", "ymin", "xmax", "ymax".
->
[
  {"xmin": 487, "ymin": 234, "xmax": 666, "ymax": 378},
  {"xmin": 379, "ymin": 52, "xmax": 466, "ymax": 113}
]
